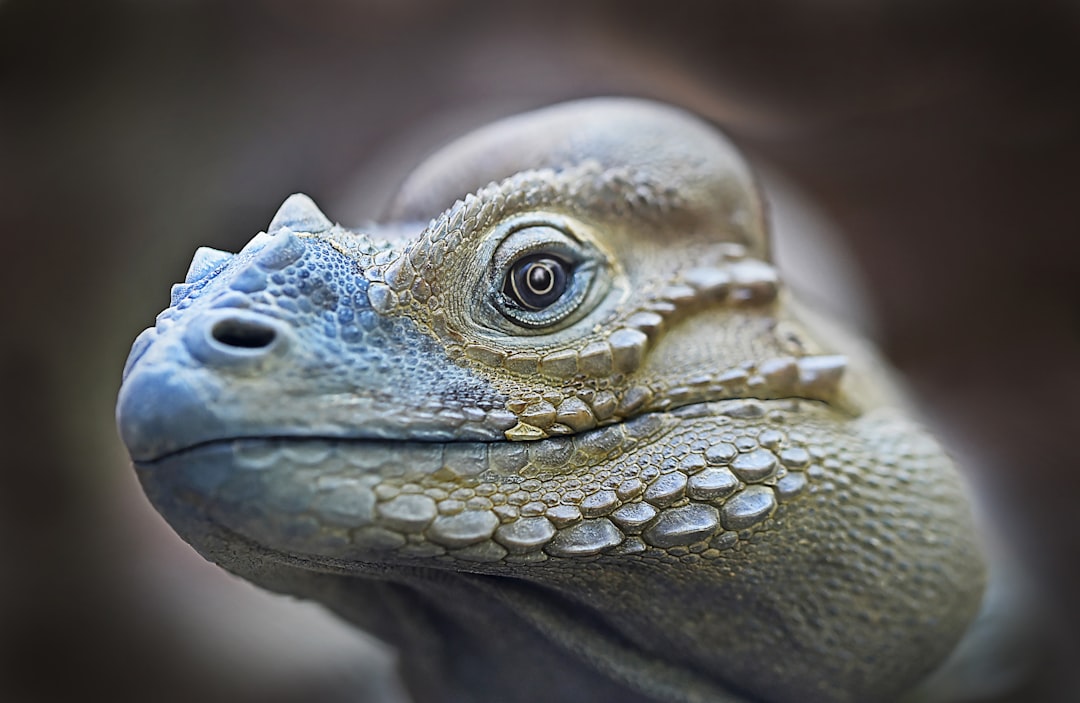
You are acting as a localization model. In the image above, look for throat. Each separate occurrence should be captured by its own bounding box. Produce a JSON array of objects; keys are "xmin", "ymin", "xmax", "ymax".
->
[{"xmin": 315, "ymin": 570, "xmax": 724, "ymax": 703}]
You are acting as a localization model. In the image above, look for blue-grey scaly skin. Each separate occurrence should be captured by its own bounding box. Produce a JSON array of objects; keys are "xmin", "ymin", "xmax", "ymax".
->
[{"xmin": 116, "ymin": 99, "xmax": 986, "ymax": 703}]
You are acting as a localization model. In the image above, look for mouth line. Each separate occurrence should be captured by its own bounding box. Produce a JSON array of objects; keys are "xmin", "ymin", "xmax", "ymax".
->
[
  {"xmin": 134, "ymin": 432, "xmax": 501, "ymax": 465},
  {"xmin": 133, "ymin": 395, "xmax": 833, "ymax": 466}
]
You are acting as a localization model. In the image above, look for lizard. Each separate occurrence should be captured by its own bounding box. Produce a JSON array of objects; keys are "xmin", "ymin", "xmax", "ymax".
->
[{"xmin": 116, "ymin": 98, "xmax": 986, "ymax": 703}]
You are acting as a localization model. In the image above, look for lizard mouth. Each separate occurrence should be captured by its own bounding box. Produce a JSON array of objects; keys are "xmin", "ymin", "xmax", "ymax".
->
[
  {"xmin": 135, "ymin": 397, "xmax": 816, "ymax": 571},
  {"xmin": 131, "ymin": 396, "xmax": 841, "ymax": 703},
  {"xmin": 135, "ymin": 433, "xmax": 499, "ymax": 466}
]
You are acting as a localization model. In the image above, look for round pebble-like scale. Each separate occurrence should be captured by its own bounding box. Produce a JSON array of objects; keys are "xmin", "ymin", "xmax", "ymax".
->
[{"xmin": 197, "ymin": 398, "xmax": 843, "ymax": 567}]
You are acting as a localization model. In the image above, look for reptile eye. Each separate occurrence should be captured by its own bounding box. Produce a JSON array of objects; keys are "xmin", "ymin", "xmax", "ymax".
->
[
  {"xmin": 488, "ymin": 222, "xmax": 600, "ymax": 331},
  {"xmin": 505, "ymin": 254, "xmax": 571, "ymax": 310}
]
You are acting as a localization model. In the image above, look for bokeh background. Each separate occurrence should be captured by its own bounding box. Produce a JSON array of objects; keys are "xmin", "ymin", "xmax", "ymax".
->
[{"xmin": 2, "ymin": 1, "xmax": 1078, "ymax": 701}]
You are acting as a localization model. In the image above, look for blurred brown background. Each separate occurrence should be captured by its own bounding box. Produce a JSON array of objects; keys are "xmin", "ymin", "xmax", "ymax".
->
[{"xmin": 2, "ymin": 0, "xmax": 1078, "ymax": 701}]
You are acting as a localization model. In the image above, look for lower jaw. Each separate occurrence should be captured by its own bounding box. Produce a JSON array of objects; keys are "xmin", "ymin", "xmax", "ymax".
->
[{"xmin": 135, "ymin": 398, "xmax": 823, "ymax": 571}]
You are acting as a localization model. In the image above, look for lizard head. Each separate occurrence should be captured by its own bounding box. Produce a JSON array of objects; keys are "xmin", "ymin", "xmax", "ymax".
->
[{"xmin": 117, "ymin": 99, "xmax": 984, "ymax": 703}]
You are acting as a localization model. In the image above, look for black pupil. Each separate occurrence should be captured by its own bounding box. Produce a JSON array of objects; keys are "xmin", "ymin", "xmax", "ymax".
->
[
  {"xmin": 528, "ymin": 264, "xmax": 552, "ymax": 293},
  {"xmin": 507, "ymin": 255, "xmax": 569, "ymax": 310}
]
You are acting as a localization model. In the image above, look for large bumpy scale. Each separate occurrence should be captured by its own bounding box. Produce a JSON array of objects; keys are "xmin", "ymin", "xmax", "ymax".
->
[{"xmin": 144, "ymin": 398, "xmax": 947, "ymax": 570}]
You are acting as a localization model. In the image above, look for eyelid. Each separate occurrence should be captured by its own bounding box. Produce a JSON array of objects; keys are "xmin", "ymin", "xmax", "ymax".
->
[{"xmin": 490, "ymin": 228, "xmax": 584, "ymax": 273}]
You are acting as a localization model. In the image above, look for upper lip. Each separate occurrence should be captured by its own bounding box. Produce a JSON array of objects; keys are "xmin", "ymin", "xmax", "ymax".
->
[{"xmin": 134, "ymin": 432, "xmax": 507, "ymax": 465}]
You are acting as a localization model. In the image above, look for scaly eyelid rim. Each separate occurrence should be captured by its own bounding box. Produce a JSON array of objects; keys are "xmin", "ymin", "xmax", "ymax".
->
[
  {"xmin": 462, "ymin": 212, "xmax": 621, "ymax": 342},
  {"xmin": 488, "ymin": 214, "xmax": 591, "ymax": 272}
]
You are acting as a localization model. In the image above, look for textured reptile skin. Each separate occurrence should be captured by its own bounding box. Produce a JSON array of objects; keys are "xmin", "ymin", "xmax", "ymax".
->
[{"xmin": 116, "ymin": 99, "xmax": 985, "ymax": 702}]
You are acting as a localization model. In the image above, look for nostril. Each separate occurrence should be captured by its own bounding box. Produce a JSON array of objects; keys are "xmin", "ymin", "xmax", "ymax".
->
[
  {"xmin": 211, "ymin": 318, "xmax": 277, "ymax": 349},
  {"xmin": 184, "ymin": 311, "xmax": 288, "ymax": 367}
]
